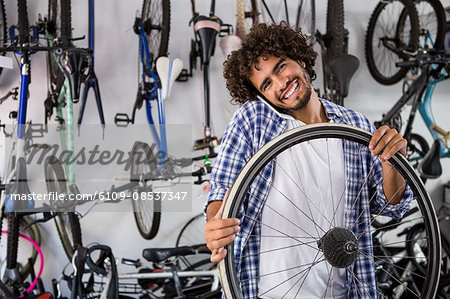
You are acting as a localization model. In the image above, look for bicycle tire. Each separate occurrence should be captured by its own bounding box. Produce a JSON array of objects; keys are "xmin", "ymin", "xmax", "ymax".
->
[
  {"xmin": 176, "ymin": 213, "xmax": 206, "ymax": 247},
  {"xmin": 398, "ymin": 0, "xmax": 446, "ymax": 51},
  {"xmin": 325, "ymin": 0, "xmax": 346, "ymax": 58},
  {"xmin": 47, "ymin": 0, "xmax": 72, "ymax": 86},
  {"xmin": 44, "ymin": 156, "xmax": 82, "ymax": 261},
  {"xmin": 0, "ymin": 0, "xmax": 7, "ymax": 78},
  {"xmin": 17, "ymin": 0, "xmax": 29, "ymax": 45},
  {"xmin": 130, "ymin": 141, "xmax": 161, "ymax": 240},
  {"xmin": 176, "ymin": 213, "xmax": 212, "ymax": 270},
  {"xmin": 219, "ymin": 123, "xmax": 440, "ymax": 298},
  {"xmin": 365, "ymin": 0, "xmax": 420, "ymax": 85},
  {"xmin": 141, "ymin": 0, "xmax": 170, "ymax": 75},
  {"xmin": 236, "ymin": 0, "xmax": 259, "ymax": 37},
  {"xmin": 4, "ymin": 214, "xmax": 42, "ymax": 285}
]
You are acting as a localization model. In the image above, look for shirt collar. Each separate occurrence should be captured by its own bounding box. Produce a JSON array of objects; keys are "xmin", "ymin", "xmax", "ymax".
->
[{"xmin": 257, "ymin": 95, "xmax": 343, "ymax": 122}]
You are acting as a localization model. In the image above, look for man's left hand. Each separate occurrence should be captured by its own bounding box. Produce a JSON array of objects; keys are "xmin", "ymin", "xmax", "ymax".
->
[{"xmin": 369, "ymin": 125, "xmax": 407, "ymax": 162}]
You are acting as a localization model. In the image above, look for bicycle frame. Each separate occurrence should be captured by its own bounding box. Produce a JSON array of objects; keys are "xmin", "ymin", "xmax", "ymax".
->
[
  {"xmin": 77, "ymin": 0, "xmax": 105, "ymax": 129},
  {"xmin": 377, "ymin": 63, "xmax": 449, "ymax": 160}
]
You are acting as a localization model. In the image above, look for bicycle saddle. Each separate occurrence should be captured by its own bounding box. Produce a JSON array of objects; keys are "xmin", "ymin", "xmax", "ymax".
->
[
  {"xmin": 142, "ymin": 246, "xmax": 196, "ymax": 263},
  {"xmin": 418, "ymin": 139, "xmax": 442, "ymax": 179},
  {"xmin": 5, "ymin": 157, "xmax": 35, "ymax": 212},
  {"xmin": 328, "ymin": 54, "xmax": 359, "ymax": 98},
  {"xmin": 193, "ymin": 15, "xmax": 222, "ymax": 65},
  {"xmin": 60, "ymin": 48, "xmax": 91, "ymax": 102}
]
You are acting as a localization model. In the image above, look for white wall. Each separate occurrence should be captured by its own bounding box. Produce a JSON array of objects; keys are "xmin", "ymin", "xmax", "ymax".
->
[{"xmin": 0, "ymin": 0, "xmax": 449, "ymax": 295}]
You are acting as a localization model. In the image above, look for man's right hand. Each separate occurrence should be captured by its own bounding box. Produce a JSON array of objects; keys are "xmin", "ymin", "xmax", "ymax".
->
[{"xmin": 204, "ymin": 189, "xmax": 241, "ymax": 263}]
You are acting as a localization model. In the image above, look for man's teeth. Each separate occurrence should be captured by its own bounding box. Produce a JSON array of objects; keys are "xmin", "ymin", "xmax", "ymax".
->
[{"xmin": 284, "ymin": 81, "xmax": 298, "ymax": 99}]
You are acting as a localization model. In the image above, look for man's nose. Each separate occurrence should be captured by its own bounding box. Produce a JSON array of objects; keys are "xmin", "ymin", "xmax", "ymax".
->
[{"xmin": 272, "ymin": 76, "xmax": 288, "ymax": 91}]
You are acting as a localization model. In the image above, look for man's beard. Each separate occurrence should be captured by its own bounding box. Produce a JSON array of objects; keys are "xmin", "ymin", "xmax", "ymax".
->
[
  {"xmin": 279, "ymin": 73, "xmax": 312, "ymax": 115},
  {"xmin": 283, "ymin": 85, "xmax": 312, "ymax": 114}
]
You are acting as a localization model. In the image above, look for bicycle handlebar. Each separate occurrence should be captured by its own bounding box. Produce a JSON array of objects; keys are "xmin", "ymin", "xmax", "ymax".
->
[{"xmin": 395, "ymin": 57, "xmax": 450, "ymax": 68}]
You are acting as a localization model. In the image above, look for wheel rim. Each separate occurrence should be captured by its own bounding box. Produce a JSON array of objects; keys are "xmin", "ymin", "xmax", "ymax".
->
[{"xmin": 219, "ymin": 123, "xmax": 440, "ymax": 298}]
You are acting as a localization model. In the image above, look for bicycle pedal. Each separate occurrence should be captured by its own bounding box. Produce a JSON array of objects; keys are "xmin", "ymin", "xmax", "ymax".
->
[
  {"xmin": 175, "ymin": 69, "xmax": 191, "ymax": 82},
  {"xmin": 114, "ymin": 113, "xmax": 132, "ymax": 127}
]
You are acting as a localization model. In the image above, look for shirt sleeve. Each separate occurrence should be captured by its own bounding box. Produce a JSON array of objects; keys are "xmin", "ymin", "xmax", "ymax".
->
[
  {"xmin": 203, "ymin": 112, "xmax": 253, "ymax": 217},
  {"xmin": 369, "ymin": 155, "xmax": 413, "ymax": 218}
]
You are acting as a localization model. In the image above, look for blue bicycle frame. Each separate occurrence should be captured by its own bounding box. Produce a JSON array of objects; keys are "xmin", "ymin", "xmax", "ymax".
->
[
  {"xmin": 419, "ymin": 73, "xmax": 450, "ymax": 158},
  {"xmin": 139, "ymin": 24, "xmax": 168, "ymax": 165}
]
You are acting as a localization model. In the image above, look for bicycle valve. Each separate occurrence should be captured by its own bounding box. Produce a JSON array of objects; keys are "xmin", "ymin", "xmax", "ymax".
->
[{"xmin": 430, "ymin": 124, "xmax": 450, "ymax": 149}]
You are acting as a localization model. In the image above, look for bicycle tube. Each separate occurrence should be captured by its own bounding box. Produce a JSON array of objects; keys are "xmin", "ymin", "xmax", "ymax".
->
[
  {"xmin": 398, "ymin": 0, "xmax": 446, "ymax": 50},
  {"xmin": 325, "ymin": 0, "xmax": 345, "ymax": 58},
  {"xmin": 0, "ymin": 0, "xmax": 7, "ymax": 77},
  {"xmin": 130, "ymin": 141, "xmax": 161, "ymax": 240},
  {"xmin": 219, "ymin": 123, "xmax": 440, "ymax": 298},
  {"xmin": 44, "ymin": 156, "xmax": 82, "ymax": 260},
  {"xmin": 365, "ymin": 0, "xmax": 420, "ymax": 85},
  {"xmin": 235, "ymin": 0, "xmax": 259, "ymax": 37},
  {"xmin": 141, "ymin": 0, "xmax": 170, "ymax": 75}
]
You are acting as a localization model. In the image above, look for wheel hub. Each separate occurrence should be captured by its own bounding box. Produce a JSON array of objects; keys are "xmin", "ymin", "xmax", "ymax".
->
[{"xmin": 317, "ymin": 227, "xmax": 358, "ymax": 268}]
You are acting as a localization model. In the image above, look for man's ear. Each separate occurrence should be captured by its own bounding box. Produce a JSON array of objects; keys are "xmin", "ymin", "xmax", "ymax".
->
[{"xmin": 300, "ymin": 61, "xmax": 306, "ymax": 68}]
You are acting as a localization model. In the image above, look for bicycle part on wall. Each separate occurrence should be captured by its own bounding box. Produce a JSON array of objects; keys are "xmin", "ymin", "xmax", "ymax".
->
[
  {"xmin": 188, "ymin": 0, "xmax": 232, "ymax": 154},
  {"xmin": 219, "ymin": 123, "xmax": 440, "ymax": 298},
  {"xmin": 0, "ymin": 0, "xmax": 6, "ymax": 77},
  {"xmin": 44, "ymin": 156, "xmax": 83, "ymax": 261},
  {"xmin": 140, "ymin": 0, "xmax": 170, "ymax": 75},
  {"xmin": 47, "ymin": 0, "xmax": 72, "ymax": 86},
  {"xmin": 365, "ymin": 0, "xmax": 420, "ymax": 85},
  {"xmin": 398, "ymin": 0, "xmax": 446, "ymax": 51},
  {"xmin": 235, "ymin": 0, "xmax": 315, "ymax": 43},
  {"xmin": 130, "ymin": 141, "xmax": 161, "ymax": 240}
]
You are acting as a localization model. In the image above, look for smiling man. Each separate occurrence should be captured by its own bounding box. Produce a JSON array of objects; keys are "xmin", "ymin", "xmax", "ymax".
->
[{"xmin": 204, "ymin": 22, "xmax": 412, "ymax": 298}]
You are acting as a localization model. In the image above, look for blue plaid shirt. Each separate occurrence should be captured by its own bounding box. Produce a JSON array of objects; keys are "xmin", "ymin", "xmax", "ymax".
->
[{"xmin": 206, "ymin": 98, "xmax": 412, "ymax": 298}]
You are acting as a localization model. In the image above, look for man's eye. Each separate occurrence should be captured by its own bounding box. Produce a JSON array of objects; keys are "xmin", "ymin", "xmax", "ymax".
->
[
  {"xmin": 263, "ymin": 81, "xmax": 271, "ymax": 91},
  {"xmin": 279, "ymin": 63, "xmax": 286, "ymax": 71}
]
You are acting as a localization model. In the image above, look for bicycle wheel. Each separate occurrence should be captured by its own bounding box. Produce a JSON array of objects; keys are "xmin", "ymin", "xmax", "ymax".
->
[
  {"xmin": 44, "ymin": 156, "xmax": 82, "ymax": 261},
  {"xmin": 236, "ymin": 0, "xmax": 259, "ymax": 37},
  {"xmin": 141, "ymin": 0, "xmax": 170, "ymax": 75},
  {"xmin": 219, "ymin": 123, "xmax": 440, "ymax": 298},
  {"xmin": 325, "ymin": 0, "xmax": 345, "ymax": 58},
  {"xmin": 130, "ymin": 141, "xmax": 161, "ymax": 240},
  {"xmin": 295, "ymin": 0, "xmax": 315, "ymax": 44},
  {"xmin": 398, "ymin": 0, "xmax": 446, "ymax": 50},
  {"xmin": 47, "ymin": 0, "xmax": 72, "ymax": 86},
  {"xmin": 365, "ymin": 0, "xmax": 420, "ymax": 85},
  {"xmin": 0, "ymin": 0, "xmax": 7, "ymax": 78},
  {"xmin": 176, "ymin": 213, "xmax": 212, "ymax": 270}
]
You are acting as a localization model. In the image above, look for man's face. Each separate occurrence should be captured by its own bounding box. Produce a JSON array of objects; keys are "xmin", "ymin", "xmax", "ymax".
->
[{"xmin": 249, "ymin": 55, "xmax": 312, "ymax": 113}]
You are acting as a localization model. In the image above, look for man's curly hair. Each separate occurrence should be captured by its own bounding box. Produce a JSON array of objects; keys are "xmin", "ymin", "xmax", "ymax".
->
[{"xmin": 223, "ymin": 22, "xmax": 318, "ymax": 104}]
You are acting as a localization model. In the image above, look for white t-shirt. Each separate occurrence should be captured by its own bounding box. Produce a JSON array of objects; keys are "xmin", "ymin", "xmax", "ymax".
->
[{"xmin": 258, "ymin": 116, "xmax": 347, "ymax": 298}]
